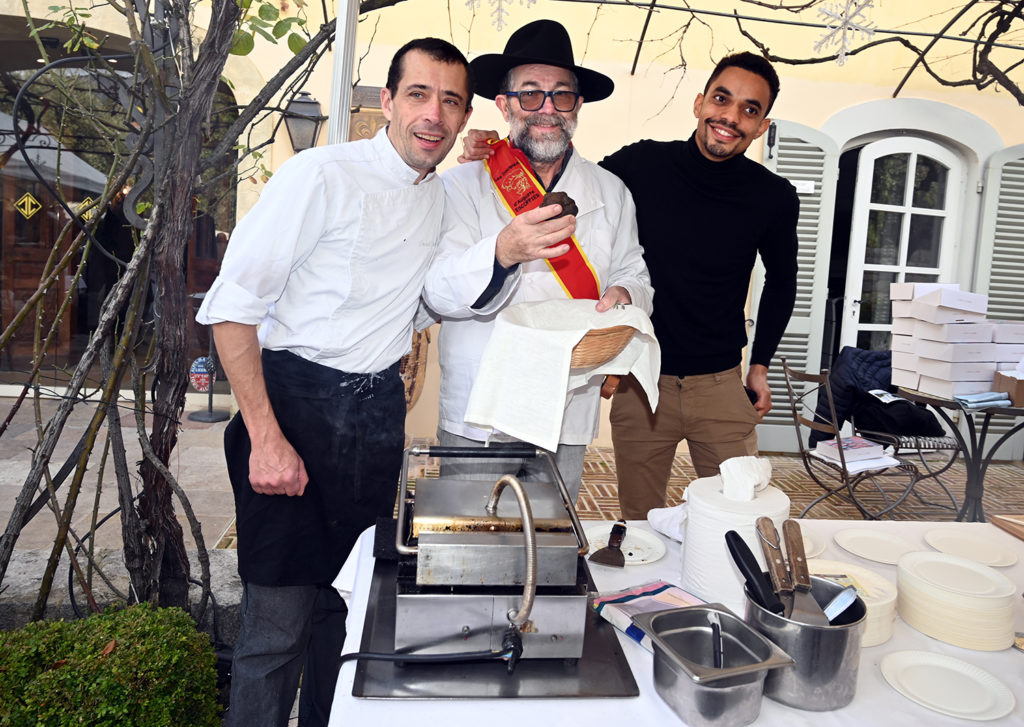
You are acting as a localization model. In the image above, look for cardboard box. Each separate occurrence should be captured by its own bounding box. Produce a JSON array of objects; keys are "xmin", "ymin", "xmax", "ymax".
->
[
  {"xmin": 992, "ymin": 371, "xmax": 1024, "ymax": 406},
  {"xmin": 915, "ymin": 320, "xmax": 994, "ymax": 343},
  {"xmin": 893, "ymin": 317, "xmax": 917, "ymax": 336},
  {"xmin": 914, "ymin": 340, "xmax": 996, "ymax": 362},
  {"xmin": 891, "ymin": 351, "xmax": 918, "ymax": 370},
  {"xmin": 891, "ymin": 334, "xmax": 915, "ymax": 354},
  {"xmin": 917, "ymin": 376, "xmax": 991, "ymax": 399},
  {"xmin": 993, "ymin": 343, "xmax": 1024, "ymax": 362},
  {"xmin": 891, "ymin": 368, "xmax": 920, "ymax": 390},
  {"xmin": 890, "ymin": 282, "xmax": 959, "ymax": 301},
  {"xmin": 891, "ymin": 300, "xmax": 915, "ymax": 318},
  {"xmin": 916, "ymin": 358, "xmax": 996, "ymax": 382},
  {"xmin": 915, "ymin": 287, "xmax": 988, "ymax": 315},
  {"xmin": 910, "ymin": 299, "xmax": 986, "ymax": 324},
  {"xmin": 991, "ymin": 320, "xmax": 1024, "ymax": 344}
]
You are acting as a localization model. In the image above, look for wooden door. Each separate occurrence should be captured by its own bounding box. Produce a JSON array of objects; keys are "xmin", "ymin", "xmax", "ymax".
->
[{"xmin": 1, "ymin": 175, "xmax": 72, "ymax": 369}]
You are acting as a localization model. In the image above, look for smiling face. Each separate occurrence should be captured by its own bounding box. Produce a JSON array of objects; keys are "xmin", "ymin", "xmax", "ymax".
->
[
  {"xmin": 381, "ymin": 49, "xmax": 472, "ymax": 176},
  {"xmin": 692, "ymin": 66, "xmax": 772, "ymax": 162},
  {"xmin": 497, "ymin": 64, "xmax": 580, "ymax": 165}
]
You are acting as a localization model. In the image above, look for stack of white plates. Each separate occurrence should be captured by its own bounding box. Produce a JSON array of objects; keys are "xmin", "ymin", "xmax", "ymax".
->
[
  {"xmin": 897, "ymin": 551, "xmax": 1016, "ymax": 651},
  {"xmin": 809, "ymin": 558, "xmax": 897, "ymax": 647}
]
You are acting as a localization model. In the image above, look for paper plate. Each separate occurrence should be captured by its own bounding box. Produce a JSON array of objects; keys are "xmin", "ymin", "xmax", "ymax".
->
[
  {"xmin": 924, "ymin": 528, "xmax": 1018, "ymax": 567},
  {"xmin": 880, "ymin": 650, "xmax": 1015, "ymax": 720},
  {"xmin": 834, "ymin": 528, "xmax": 918, "ymax": 564},
  {"xmin": 898, "ymin": 551, "xmax": 1016, "ymax": 599},
  {"xmin": 802, "ymin": 529, "xmax": 826, "ymax": 558},
  {"xmin": 585, "ymin": 524, "xmax": 667, "ymax": 565}
]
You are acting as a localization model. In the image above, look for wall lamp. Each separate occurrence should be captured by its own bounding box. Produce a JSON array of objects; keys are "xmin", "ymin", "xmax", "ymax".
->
[{"xmin": 283, "ymin": 91, "xmax": 326, "ymax": 152}]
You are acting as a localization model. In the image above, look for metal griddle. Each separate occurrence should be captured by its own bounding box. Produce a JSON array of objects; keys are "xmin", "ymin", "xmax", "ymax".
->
[{"xmin": 351, "ymin": 445, "xmax": 639, "ymax": 699}]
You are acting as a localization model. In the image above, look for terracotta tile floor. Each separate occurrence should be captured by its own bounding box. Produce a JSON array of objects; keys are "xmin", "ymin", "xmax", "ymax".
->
[{"xmin": 215, "ymin": 445, "xmax": 1024, "ymax": 547}]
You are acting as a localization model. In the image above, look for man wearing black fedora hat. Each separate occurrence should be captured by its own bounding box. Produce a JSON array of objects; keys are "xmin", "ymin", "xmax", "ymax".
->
[{"xmin": 423, "ymin": 19, "xmax": 652, "ymax": 501}]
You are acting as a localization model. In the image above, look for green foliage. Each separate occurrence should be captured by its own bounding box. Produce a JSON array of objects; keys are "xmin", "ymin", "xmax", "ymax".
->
[
  {"xmin": 231, "ymin": 0, "xmax": 309, "ymax": 56},
  {"xmin": 0, "ymin": 604, "xmax": 220, "ymax": 727}
]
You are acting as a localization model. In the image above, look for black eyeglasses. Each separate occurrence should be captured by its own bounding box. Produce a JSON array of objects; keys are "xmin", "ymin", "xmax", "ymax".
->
[{"xmin": 504, "ymin": 90, "xmax": 580, "ymax": 112}]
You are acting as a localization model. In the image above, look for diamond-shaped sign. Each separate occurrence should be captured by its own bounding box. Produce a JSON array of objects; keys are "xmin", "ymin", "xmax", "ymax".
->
[
  {"xmin": 15, "ymin": 193, "xmax": 42, "ymax": 220},
  {"xmin": 78, "ymin": 196, "xmax": 96, "ymax": 221}
]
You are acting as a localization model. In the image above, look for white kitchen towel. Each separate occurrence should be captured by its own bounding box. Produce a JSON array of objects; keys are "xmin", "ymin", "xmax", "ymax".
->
[{"xmin": 464, "ymin": 299, "xmax": 660, "ymax": 451}]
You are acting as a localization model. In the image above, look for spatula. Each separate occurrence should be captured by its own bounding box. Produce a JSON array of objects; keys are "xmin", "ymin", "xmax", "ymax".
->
[
  {"xmin": 782, "ymin": 519, "xmax": 829, "ymax": 626},
  {"xmin": 589, "ymin": 519, "xmax": 627, "ymax": 567}
]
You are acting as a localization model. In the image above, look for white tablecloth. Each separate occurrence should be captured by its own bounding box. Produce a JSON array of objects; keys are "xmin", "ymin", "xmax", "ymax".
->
[{"xmin": 330, "ymin": 520, "xmax": 1024, "ymax": 726}]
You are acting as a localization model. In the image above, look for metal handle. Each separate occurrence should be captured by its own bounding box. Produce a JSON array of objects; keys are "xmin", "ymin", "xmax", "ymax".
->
[
  {"xmin": 486, "ymin": 474, "xmax": 537, "ymax": 627},
  {"xmin": 410, "ymin": 445, "xmax": 542, "ymax": 459},
  {"xmin": 756, "ymin": 517, "xmax": 792, "ymax": 594}
]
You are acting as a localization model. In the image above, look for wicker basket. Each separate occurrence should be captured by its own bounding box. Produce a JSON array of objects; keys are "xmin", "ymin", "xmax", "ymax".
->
[{"xmin": 570, "ymin": 325, "xmax": 635, "ymax": 368}]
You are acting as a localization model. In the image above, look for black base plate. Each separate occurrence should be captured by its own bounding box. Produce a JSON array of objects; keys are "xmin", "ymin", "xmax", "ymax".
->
[{"xmin": 352, "ymin": 558, "xmax": 640, "ymax": 699}]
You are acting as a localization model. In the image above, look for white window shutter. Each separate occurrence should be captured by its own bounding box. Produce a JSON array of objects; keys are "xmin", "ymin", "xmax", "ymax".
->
[
  {"xmin": 753, "ymin": 121, "xmax": 839, "ymax": 452},
  {"xmin": 974, "ymin": 145, "xmax": 1024, "ymax": 459}
]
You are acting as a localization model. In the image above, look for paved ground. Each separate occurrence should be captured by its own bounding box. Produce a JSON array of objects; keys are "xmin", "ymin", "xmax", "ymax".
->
[
  {"xmin": 3, "ymin": 397, "xmax": 1024, "ymax": 555},
  {"xmin": 0, "ymin": 397, "xmax": 235, "ymax": 554}
]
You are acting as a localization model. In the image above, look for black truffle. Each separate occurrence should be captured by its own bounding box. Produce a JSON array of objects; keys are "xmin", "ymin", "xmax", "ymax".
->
[{"xmin": 540, "ymin": 191, "xmax": 578, "ymax": 218}]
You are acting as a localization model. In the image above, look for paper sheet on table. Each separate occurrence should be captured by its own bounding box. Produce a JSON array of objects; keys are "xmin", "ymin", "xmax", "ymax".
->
[{"xmin": 464, "ymin": 299, "xmax": 660, "ymax": 451}]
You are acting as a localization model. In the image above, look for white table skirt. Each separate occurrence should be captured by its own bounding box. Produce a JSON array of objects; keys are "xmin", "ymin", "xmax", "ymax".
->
[{"xmin": 330, "ymin": 519, "xmax": 1024, "ymax": 726}]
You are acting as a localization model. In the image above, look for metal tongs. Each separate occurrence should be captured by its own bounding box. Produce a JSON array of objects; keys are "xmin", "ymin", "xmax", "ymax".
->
[{"xmin": 755, "ymin": 517, "xmax": 829, "ymax": 626}]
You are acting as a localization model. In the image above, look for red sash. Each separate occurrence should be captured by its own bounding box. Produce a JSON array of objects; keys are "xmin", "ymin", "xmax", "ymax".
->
[{"xmin": 484, "ymin": 138, "xmax": 600, "ymax": 300}]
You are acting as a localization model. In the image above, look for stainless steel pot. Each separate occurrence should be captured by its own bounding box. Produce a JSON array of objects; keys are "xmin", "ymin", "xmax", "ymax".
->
[{"xmin": 743, "ymin": 575, "xmax": 866, "ymax": 711}]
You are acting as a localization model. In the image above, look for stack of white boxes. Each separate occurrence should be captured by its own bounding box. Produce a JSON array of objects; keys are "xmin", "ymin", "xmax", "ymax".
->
[{"xmin": 888, "ymin": 283, "xmax": 1024, "ymax": 398}]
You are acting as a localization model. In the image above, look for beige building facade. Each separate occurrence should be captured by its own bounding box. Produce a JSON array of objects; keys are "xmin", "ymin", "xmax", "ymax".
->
[{"xmin": 3, "ymin": 1, "xmax": 1022, "ymax": 452}]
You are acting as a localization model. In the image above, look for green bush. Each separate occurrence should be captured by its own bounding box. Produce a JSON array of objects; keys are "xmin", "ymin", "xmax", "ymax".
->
[{"xmin": 0, "ymin": 603, "xmax": 220, "ymax": 727}]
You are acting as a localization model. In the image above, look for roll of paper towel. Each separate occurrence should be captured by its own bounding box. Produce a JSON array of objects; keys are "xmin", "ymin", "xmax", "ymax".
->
[{"xmin": 680, "ymin": 475, "xmax": 790, "ymax": 614}]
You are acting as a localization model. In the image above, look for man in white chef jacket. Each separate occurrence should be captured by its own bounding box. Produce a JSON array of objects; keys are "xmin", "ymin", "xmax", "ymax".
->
[{"xmin": 197, "ymin": 38, "xmax": 473, "ymax": 727}]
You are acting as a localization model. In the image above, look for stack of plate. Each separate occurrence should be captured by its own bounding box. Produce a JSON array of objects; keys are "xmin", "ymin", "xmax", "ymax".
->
[
  {"xmin": 809, "ymin": 559, "xmax": 897, "ymax": 647},
  {"xmin": 896, "ymin": 551, "xmax": 1016, "ymax": 651}
]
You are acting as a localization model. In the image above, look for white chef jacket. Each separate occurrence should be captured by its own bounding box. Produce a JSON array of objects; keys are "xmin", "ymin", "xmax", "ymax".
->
[
  {"xmin": 197, "ymin": 128, "xmax": 444, "ymax": 374},
  {"xmin": 424, "ymin": 149, "xmax": 653, "ymax": 445}
]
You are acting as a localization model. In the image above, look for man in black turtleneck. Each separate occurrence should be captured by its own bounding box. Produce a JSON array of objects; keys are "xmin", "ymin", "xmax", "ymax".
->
[{"xmin": 599, "ymin": 52, "xmax": 799, "ymax": 519}]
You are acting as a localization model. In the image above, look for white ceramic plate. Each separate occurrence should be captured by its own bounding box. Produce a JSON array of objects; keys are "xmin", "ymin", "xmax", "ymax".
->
[
  {"xmin": 924, "ymin": 528, "xmax": 1018, "ymax": 567},
  {"xmin": 585, "ymin": 523, "xmax": 667, "ymax": 565},
  {"xmin": 880, "ymin": 650, "xmax": 1015, "ymax": 720},
  {"xmin": 834, "ymin": 528, "xmax": 918, "ymax": 564}
]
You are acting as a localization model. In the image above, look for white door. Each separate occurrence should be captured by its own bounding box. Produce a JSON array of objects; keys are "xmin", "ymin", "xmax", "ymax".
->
[{"xmin": 841, "ymin": 138, "xmax": 963, "ymax": 351}]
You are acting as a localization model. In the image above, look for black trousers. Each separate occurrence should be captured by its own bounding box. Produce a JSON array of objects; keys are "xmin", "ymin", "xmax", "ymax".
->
[{"xmin": 224, "ymin": 348, "xmax": 404, "ymax": 586}]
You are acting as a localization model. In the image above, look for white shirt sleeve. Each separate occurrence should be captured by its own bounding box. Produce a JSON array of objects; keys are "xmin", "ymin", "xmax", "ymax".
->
[{"xmin": 197, "ymin": 157, "xmax": 330, "ymax": 326}]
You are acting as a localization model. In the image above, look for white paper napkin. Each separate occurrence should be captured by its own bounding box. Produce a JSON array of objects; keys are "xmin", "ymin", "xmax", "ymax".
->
[{"xmin": 464, "ymin": 299, "xmax": 660, "ymax": 451}]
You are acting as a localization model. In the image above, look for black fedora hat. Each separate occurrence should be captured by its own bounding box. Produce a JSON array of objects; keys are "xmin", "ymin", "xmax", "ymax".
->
[{"xmin": 470, "ymin": 19, "xmax": 614, "ymax": 102}]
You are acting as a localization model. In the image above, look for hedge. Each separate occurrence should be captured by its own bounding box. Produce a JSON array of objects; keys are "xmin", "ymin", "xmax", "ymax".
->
[{"xmin": 0, "ymin": 602, "xmax": 220, "ymax": 727}]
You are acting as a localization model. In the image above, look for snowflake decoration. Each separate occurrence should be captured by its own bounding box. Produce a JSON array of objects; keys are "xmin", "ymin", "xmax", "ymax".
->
[
  {"xmin": 466, "ymin": 0, "xmax": 536, "ymax": 32},
  {"xmin": 814, "ymin": 0, "xmax": 876, "ymax": 66}
]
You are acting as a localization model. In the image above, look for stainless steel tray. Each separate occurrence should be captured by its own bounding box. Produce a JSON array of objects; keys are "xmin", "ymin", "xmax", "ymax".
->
[{"xmin": 352, "ymin": 558, "xmax": 640, "ymax": 699}]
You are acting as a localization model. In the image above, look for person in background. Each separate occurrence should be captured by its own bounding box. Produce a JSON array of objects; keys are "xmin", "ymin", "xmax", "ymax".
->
[
  {"xmin": 196, "ymin": 38, "xmax": 473, "ymax": 727},
  {"xmin": 423, "ymin": 19, "xmax": 652, "ymax": 503}
]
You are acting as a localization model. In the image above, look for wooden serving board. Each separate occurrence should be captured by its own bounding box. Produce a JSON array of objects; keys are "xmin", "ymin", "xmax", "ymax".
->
[{"xmin": 990, "ymin": 514, "xmax": 1024, "ymax": 542}]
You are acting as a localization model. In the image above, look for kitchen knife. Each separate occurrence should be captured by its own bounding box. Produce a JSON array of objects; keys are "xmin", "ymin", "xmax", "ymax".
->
[{"xmin": 726, "ymin": 530, "xmax": 784, "ymax": 615}]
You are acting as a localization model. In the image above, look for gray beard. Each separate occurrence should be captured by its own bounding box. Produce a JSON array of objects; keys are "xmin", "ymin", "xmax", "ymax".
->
[{"xmin": 510, "ymin": 114, "xmax": 576, "ymax": 165}]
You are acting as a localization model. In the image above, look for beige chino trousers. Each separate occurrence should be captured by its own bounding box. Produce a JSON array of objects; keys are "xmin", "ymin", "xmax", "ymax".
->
[{"xmin": 611, "ymin": 365, "xmax": 761, "ymax": 519}]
